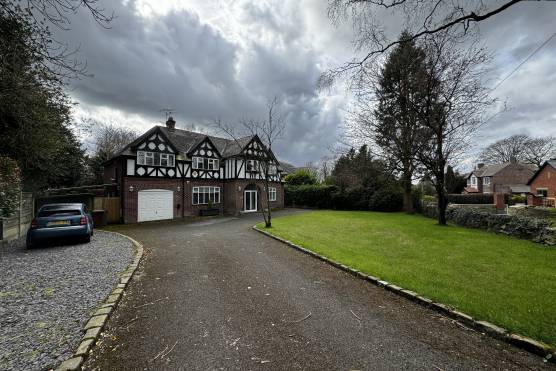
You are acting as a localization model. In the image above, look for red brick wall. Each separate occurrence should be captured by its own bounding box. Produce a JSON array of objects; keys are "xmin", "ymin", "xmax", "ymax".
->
[
  {"xmin": 185, "ymin": 179, "xmax": 225, "ymax": 217},
  {"xmin": 103, "ymin": 159, "xmax": 120, "ymax": 183},
  {"xmin": 529, "ymin": 165, "xmax": 556, "ymax": 197},
  {"xmin": 121, "ymin": 176, "xmax": 285, "ymax": 223},
  {"xmin": 223, "ymin": 180, "xmax": 284, "ymax": 215},
  {"xmin": 122, "ymin": 178, "xmax": 183, "ymax": 223}
]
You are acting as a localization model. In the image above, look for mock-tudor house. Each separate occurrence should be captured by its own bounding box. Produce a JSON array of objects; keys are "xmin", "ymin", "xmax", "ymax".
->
[
  {"xmin": 464, "ymin": 162, "xmax": 535, "ymax": 194},
  {"xmin": 527, "ymin": 159, "xmax": 556, "ymax": 198},
  {"xmin": 103, "ymin": 117, "xmax": 286, "ymax": 223}
]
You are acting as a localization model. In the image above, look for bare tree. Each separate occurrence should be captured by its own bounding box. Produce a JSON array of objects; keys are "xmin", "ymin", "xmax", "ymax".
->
[
  {"xmin": 480, "ymin": 134, "xmax": 556, "ymax": 168},
  {"xmin": 415, "ymin": 33, "xmax": 495, "ymax": 225},
  {"xmin": 1, "ymin": 0, "xmax": 114, "ymax": 79},
  {"xmin": 321, "ymin": 0, "xmax": 520, "ymax": 86},
  {"xmin": 525, "ymin": 137, "xmax": 556, "ymax": 168},
  {"xmin": 213, "ymin": 97, "xmax": 286, "ymax": 227},
  {"xmin": 318, "ymin": 155, "xmax": 335, "ymax": 182},
  {"xmin": 88, "ymin": 121, "xmax": 138, "ymax": 183}
]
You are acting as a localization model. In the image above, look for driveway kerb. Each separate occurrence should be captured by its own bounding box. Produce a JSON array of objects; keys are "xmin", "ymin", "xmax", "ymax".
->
[
  {"xmin": 253, "ymin": 225, "xmax": 556, "ymax": 363},
  {"xmin": 55, "ymin": 231, "xmax": 144, "ymax": 371}
]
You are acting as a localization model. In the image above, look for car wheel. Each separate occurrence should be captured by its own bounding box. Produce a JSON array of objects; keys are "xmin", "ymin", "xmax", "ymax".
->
[
  {"xmin": 83, "ymin": 234, "xmax": 91, "ymax": 243},
  {"xmin": 26, "ymin": 236, "xmax": 34, "ymax": 249}
]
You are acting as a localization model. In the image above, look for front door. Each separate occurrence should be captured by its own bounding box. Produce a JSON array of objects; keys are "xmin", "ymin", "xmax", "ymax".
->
[{"xmin": 244, "ymin": 190, "xmax": 257, "ymax": 212}]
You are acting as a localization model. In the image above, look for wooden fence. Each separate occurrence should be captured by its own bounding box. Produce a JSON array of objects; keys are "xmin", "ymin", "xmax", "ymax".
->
[
  {"xmin": 0, "ymin": 192, "xmax": 34, "ymax": 243},
  {"xmin": 93, "ymin": 197, "xmax": 121, "ymax": 223}
]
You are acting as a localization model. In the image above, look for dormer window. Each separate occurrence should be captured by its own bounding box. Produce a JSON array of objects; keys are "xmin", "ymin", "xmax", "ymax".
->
[
  {"xmin": 137, "ymin": 151, "xmax": 174, "ymax": 167},
  {"xmin": 471, "ymin": 175, "xmax": 477, "ymax": 186},
  {"xmin": 192, "ymin": 157, "xmax": 219, "ymax": 170}
]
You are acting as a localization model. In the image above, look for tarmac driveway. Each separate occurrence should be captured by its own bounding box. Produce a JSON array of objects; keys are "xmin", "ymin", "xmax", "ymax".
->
[{"xmin": 84, "ymin": 210, "xmax": 552, "ymax": 370}]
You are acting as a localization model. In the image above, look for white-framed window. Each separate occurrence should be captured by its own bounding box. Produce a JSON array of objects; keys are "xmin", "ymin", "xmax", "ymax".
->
[
  {"xmin": 192, "ymin": 157, "xmax": 219, "ymax": 170},
  {"xmin": 137, "ymin": 151, "xmax": 174, "ymax": 167},
  {"xmin": 207, "ymin": 158, "xmax": 219, "ymax": 170},
  {"xmin": 192, "ymin": 157, "xmax": 202, "ymax": 169},
  {"xmin": 160, "ymin": 153, "xmax": 175, "ymax": 167},
  {"xmin": 192, "ymin": 186, "xmax": 221, "ymax": 205},
  {"xmin": 483, "ymin": 177, "xmax": 490, "ymax": 185},
  {"xmin": 269, "ymin": 187, "xmax": 277, "ymax": 201},
  {"xmin": 537, "ymin": 188, "xmax": 548, "ymax": 197},
  {"xmin": 470, "ymin": 175, "xmax": 477, "ymax": 186},
  {"xmin": 138, "ymin": 151, "xmax": 145, "ymax": 165},
  {"xmin": 246, "ymin": 159, "xmax": 257, "ymax": 172}
]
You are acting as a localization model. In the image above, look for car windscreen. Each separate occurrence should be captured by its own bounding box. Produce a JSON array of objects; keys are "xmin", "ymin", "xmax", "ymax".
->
[{"xmin": 38, "ymin": 209, "xmax": 81, "ymax": 217}]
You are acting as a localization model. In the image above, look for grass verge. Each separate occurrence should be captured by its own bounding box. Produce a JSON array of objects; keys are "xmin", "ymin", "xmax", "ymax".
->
[{"xmin": 258, "ymin": 210, "xmax": 556, "ymax": 347}]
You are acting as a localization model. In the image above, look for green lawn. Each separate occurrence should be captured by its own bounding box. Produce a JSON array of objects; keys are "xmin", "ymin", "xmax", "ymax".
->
[{"xmin": 258, "ymin": 210, "xmax": 556, "ymax": 347}]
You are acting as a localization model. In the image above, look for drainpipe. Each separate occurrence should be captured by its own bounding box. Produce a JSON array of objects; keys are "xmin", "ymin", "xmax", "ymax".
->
[{"xmin": 181, "ymin": 164, "xmax": 185, "ymax": 218}]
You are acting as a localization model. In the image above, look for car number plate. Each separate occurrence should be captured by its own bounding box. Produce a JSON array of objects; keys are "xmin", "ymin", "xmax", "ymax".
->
[{"xmin": 48, "ymin": 220, "xmax": 70, "ymax": 226}]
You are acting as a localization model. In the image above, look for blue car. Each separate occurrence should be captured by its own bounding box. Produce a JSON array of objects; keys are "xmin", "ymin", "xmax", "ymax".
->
[{"xmin": 27, "ymin": 203, "xmax": 94, "ymax": 248}]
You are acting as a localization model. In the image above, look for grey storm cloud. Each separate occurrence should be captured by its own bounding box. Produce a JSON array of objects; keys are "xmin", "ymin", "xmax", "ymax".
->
[
  {"xmin": 56, "ymin": 0, "xmax": 346, "ymax": 166},
  {"xmin": 57, "ymin": 0, "xmax": 556, "ymax": 167}
]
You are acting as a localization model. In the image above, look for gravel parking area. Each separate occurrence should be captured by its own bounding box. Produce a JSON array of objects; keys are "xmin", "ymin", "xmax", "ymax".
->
[{"xmin": 0, "ymin": 230, "xmax": 134, "ymax": 371}]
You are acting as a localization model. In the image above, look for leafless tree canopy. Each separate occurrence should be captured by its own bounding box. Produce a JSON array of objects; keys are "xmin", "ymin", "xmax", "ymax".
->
[
  {"xmin": 321, "ymin": 0, "xmax": 520, "ymax": 87},
  {"xmin": 93, "ymin": 121, "xmax": 138, "ymax": 159},
  {"xmin": 480, "ymin": 134, "xmax": 556, "ymax": 168},
  {"xmin": 212, "ymin": 97, "xmax": 286, "ymax": 227},
  {"xmin": 1, "ymin": 0, "xmax": 114, "ymax": 79}
]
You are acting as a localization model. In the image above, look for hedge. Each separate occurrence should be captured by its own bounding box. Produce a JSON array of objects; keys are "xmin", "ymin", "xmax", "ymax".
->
[{"xmin": 285, "ymin": 184, "xmax": 404, "ymax": 212}]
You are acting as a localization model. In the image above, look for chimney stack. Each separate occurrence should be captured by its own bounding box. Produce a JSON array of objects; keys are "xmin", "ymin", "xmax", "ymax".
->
[
  {"xmin": 166, "ymin": 116, "xmax": 176, "ymax": 131},
  {"xmin": 477, "ymin": 163, "xmax": 484, "ymax": 169}
]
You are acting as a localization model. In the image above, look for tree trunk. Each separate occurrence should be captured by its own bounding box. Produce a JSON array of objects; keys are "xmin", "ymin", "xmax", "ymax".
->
[
  {"xmin": 437, "ymin": 187, "xmax": 447, "ymax": 225},
  {"xmin": 436, "ymin": 168, "xmax": 447, "ymax": 225},
  {"xmin": 402, "ymin": 178, "xmax": 413, "ymax": 213}
]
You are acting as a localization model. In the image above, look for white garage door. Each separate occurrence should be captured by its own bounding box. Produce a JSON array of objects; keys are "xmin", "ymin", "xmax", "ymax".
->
[{"xmin": 138, "ymin": 189, "xmax": 174, "ymax": 222}]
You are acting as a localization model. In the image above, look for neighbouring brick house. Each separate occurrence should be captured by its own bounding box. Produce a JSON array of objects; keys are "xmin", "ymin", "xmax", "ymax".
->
[
  {"xmin": 464, "ymin": 162, "xmax": 535, "ymax": 194},
  {"xmin": 103, "ymin": 117, "xmax": 286, "ymax": 223},
  {"xmin": 527, "ymin": 159, "xmax": 556, "ymax": 199}
]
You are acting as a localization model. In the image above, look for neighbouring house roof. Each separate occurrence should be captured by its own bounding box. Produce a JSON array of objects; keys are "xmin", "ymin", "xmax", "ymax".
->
[
  {"xmin": 279, "ymin": 161, "xmax": 297, "ymax": 174},
  {"xmin": 527, "ymin": 159, "xmax": 556, "ymax": 185},
  {"xmin": 463, "ymin": 186, "xmax": 479, "ymax": 194},
  {"xmin": 467, "ymin": 162, "xmax": 536, "ymax": 178},
  {"xmin": 508, "ymin": 184, "xmax": 531, "ymax": 193}
]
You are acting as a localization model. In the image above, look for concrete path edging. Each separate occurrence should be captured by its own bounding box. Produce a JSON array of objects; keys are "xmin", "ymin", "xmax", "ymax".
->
[
  {"xmin": 55, "ymin": 231, "xmax": 145, "ymax": 371},
  {"xmin": 253, "ymin": 225, "xmax": 556, "ymax": 364}
]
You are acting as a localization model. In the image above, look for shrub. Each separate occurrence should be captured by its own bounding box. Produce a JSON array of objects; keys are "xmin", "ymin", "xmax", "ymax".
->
[
  {"xmin": 422, "ymin": 195, "xmax": 437, "ymax": 203},
  {"xmin": 510, "ymin": 195, "xmax": 527, "ymax": 205},
  {"xmin": 369, "ymin": 188, "xmax": 404, "ymax": 212},
  {"xmin": 446, "ymin": 194, "xmax": 494, "ymax": 204},
  {"xmin": 284, "ymin": 168, "xmax": 318, "ymax": 186},
  {"xmin": 285, "ymin": 184, "xmax": 337, "ymax": 208},
  {"xmin": 0, "ymin": 156, "xmax": 21, "ymax": 218}
]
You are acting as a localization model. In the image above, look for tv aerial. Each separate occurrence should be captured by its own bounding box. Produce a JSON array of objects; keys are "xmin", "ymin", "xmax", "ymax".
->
[{"xmin": 159, "ymin": 108, "xmax": 176, "ymax": 121}]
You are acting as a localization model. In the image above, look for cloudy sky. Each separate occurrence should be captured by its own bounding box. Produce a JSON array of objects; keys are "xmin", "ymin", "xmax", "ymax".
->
[{"xmin": 59, "ymin": 0, "xmax": 556, "ymax": 168}]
